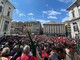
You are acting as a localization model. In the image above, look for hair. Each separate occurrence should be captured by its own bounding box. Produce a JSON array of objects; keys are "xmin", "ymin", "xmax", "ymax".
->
[
  {"xmin": 56, "ymin": 46, "xmax": 64, "ymax": 54},
  {"xmin": 52, "ymin": 46, "xmax": 57, "ymax": 50},
  {"xmin": 1, "ymin": 47, "xmax": 10, "ymax": 56},
  {"xmin": 68, "ymin": 44, "xmax": 76, "ymax": 49},
  {"xmin": 23, "ymin": 45, "xmax": 30, "ymax": 53}
]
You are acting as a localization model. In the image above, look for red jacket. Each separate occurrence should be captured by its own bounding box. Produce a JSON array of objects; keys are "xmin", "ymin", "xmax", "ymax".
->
[
  {"xmin": 16, "ymin": 54, "xmax": 37, "ymax": 60},
  {"xmin": 41, "ymin": 51, "xmax": 49, "ymax": 58}
]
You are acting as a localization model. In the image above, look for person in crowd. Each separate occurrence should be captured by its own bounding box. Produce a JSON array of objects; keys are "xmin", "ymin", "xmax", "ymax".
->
[
  {"xmin": 10, "ymin": 45, "xmax": 19, "ymax": 56},
  {"xmin": 65, "ymin": 44, "xmax": 80, "ymax": 60},
  {"xmin": 48, "ymin": 46, "xmax": 66, "ymax": 60},
  {"xmin": 0, "ymin": 47, "xmax": 12, "ymax": 60},
  {"xmin": 49, "ymin": 46, "xmax": 57, "ymax": 58},
  {"xmin": 11, "ymin": 45, "xmax": 23, "ymax": 60},
  {"xmin": 16, "ymin": 45, "xmax": 37, "ymax": 60},
  {"xmin": 41, "ymin": 46, "xmax": 50, "ymax": 60}
]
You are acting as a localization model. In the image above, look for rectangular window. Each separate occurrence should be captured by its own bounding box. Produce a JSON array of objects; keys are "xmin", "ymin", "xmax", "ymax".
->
[
  {"xmin": 7, "ymin": 11, "xmax": 10, "ymax": 16},
  {"xmin": 9, "ymin": 7, "xmax": 11, "ymax": 10},
  {"xmin": 1, "ymin": 1, "xmax": 4, "ymax": 4},
  {"xmin": 72, "ymin": 11, "xmax": 75, "ymax": 18},
  {"xmin": 73, "ymin": 22, "xmax": 79, "ymax": 32},
  {"xmin": 0, "ymin": 6, "xmax": 2, "ymax": 13},
  {"xmin": 79, "ymin": 9, "xmax": 80, "ymax": 16},
  {"xmin": 73, "ymin": 26, "xmax": 79, "ymax": 31},
  {"xmin": 3, "ymin": 21, "xmax": 9, "ymax": 31}
]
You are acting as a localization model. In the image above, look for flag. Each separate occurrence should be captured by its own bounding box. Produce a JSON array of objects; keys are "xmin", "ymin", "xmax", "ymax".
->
[{"xmin": 27, "ymin": 30, "xmax": 36, "ymax": 57}]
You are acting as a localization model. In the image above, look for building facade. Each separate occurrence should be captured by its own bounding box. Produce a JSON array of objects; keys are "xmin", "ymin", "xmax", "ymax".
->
[
  {"xmin": 11, "ymin": 21, "xmax": 42, "ymax": 35},
  {"xmin": 0, "ymin": 0, "xmax": 15, "ymax": 36},
  {"xmin": 11, "ymin": 21, "xmax": 23, "ymax": 34},
  {"xmin": 43, "ymin": 22, "xmax": 66, "ymax": 36},
  {"xmin": 24, "ymin": 21, "xmax": 42, "ymax": 34},
  {"xmin": 64, "ymin": 21, "xmax": 71, "ymax": 37},
  {"xmin": 67, "ymin": 0, "xmax": 80, "ymax": 38}
]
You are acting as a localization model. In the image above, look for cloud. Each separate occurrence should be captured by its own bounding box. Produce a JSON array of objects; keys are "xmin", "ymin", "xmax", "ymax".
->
[
  {"xmin": 42, "ymin": 11, "xmax": 47, "ymax": 14},
  {"xmin": 28, "ymin": 13, "xmax": 34, "ymax": 16},
  {"xmin": 58, "ymin": 0, "xmax": 74, "ymax": 3},
  {"xmin": 14, "ymin": 2, "xmax": 18, "ymax": 6},
  {"xmin": 62, "ymin": 16, "xmax": 69, "ymax": 22},
  {"xmin": 48, "ymin": 16, "xmax": 57, "ymax": 19},
  {"xmin": 61, "ymin": 9, "xmax": 67, "ymax": 12},
  {"xmin": 46, "ymin": 4, "xmax": 49, "ymax": 7},
  {"xmin": 15, "ymin": 9, "xmax": 26, "ymax": 17},
  {"xmin": 36, "ymin": 19, "xmax": 50, "ymax": 24},
  {"xmin": 42, "ymin": 10, "xmax": 61, "ymax": 19},
  {"xmin": 19, "ymin": 13, "xmax": 26, "ymax": 17},
  {"xmin": 15, "ymin": 9, "xmax": 19, "ymax": 14},
  {"xmin": 43, "ymin": 10, "xmax": 61, "ymax": 16},
  {"xmin": 12, "ymin": 20, "xmax": 22, "ymax": 22},
  {"xmin": 47, "ymin": 10, "xmax": 61, "ymax": 16}
]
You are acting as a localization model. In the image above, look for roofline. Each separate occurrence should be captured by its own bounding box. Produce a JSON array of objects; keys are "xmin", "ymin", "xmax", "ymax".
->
[
  {"xmin": 8, "ymin": 1, "xmax": 16, "ymax": 9},
  {"xmin": 67, "ymin": 0, "xmax": 77, "ymax": 10},
  {"xmin": 43, "ymin": 23, "xmax": 65, "ymax": 25}
]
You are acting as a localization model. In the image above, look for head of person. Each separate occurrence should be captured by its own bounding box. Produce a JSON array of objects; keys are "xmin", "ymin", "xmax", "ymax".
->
[
  {"xmin": 23, "ymin": 45, "xmax": 30, "ymax": 54},
  {"xmin": 52, "ymin": 46, "xmax": 57, "ymax": 53},
  {"xmin": 68, "ymin": 44, "xmax": 76, "ymax": 54},
  {"xmin": 13, "ymin": 45, "xmax": 19, "ymax": 51},
  {"xmin": 1, "ymin": 47, "xmax": 10, "ymax": 57},
  {"xmin": 56, "ymin": 47, "xmax": 66, "ymax": 59},
  {"xmin": 20, "ymin": 45, "xmax": 23, "ymax": 51}
]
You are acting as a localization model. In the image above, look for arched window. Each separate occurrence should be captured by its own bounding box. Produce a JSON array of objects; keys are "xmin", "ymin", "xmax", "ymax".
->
[{"xmin": 0, "ymin": 6, "xmax": 2, "ymax": 13}]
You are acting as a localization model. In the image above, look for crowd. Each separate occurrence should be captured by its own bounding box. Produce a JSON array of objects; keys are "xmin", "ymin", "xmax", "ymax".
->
[{"xmin": 0, "ymin": 34, "xmax": 80, "ymax": 60}]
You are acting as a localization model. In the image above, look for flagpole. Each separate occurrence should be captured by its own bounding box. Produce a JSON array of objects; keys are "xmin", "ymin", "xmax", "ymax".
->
[{"xmin": 26, "ymin": 29, "xmax": 36, "ymax": 57}]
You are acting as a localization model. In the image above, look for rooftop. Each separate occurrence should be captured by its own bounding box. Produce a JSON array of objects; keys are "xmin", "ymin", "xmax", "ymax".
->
[
  {"xmin": 8, "ymin": 0, "xmax": 15, "ymax": 9},
  {"xmin": 43, "ymin": 22, "xmax": 64, "ymax": 25},
  {"xmin": 67, "ymin": 0, "xmax": 80, "ymax": 10},
  {"xmin": 67, "ymin": 0, "xmax": 78, "ymax": 10}
]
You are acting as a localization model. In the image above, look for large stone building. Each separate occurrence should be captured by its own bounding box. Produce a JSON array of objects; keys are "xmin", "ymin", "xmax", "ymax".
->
[
  {"xmin": 11, "ymin": 21, "xmax": 23, "ymax": 34},
  {"xmin": 67, "ymin": 0, "xmax": 80, "ymax": 38},
  {"xmin": 11, "ymin": 21, "xmax": 42, "ymax": 35},
  {"xmin": 24, "ymin": 21, "xmax": 42, "ymax": 34},
  {"xmin": 43, "ymin": 22, "xmax": 66, "ymax": 36},
  {"xmin": 0, "ymin": 0, "xmax": 15, "ymax": 36}
]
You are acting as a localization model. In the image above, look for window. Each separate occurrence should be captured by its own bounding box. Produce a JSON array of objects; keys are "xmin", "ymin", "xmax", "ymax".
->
[
  {"xmin": 73, "ymin": 22, "xmax": 79, "ymax": 32},
  {"xmin": 1, "ymin": 1, "xmax": 4, "ymax": 4},
  {"xmin": 7, "ymin": 11, "xmax": 10, "ymax": 16},
  {"xmin": 72, "ymin": 11, "xmax": 75, "ymax": 18},
  {"xmin": 78, "ymin": 3, "xmax": 80, "ymax": 6},
  {"xmin": 0, "ymin": 6, "xmax": 2, "ymax": 13},
  {"xmin": 79, "ymin": 9, "xmax": 80, "ymax": 16},
  {"xmin": 3, "ymin": 21, "xmax": 9, "ymax": 31},
  {"xmin": 9, "ymin": 7, "xmax": 11, "ymax": 10}
]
